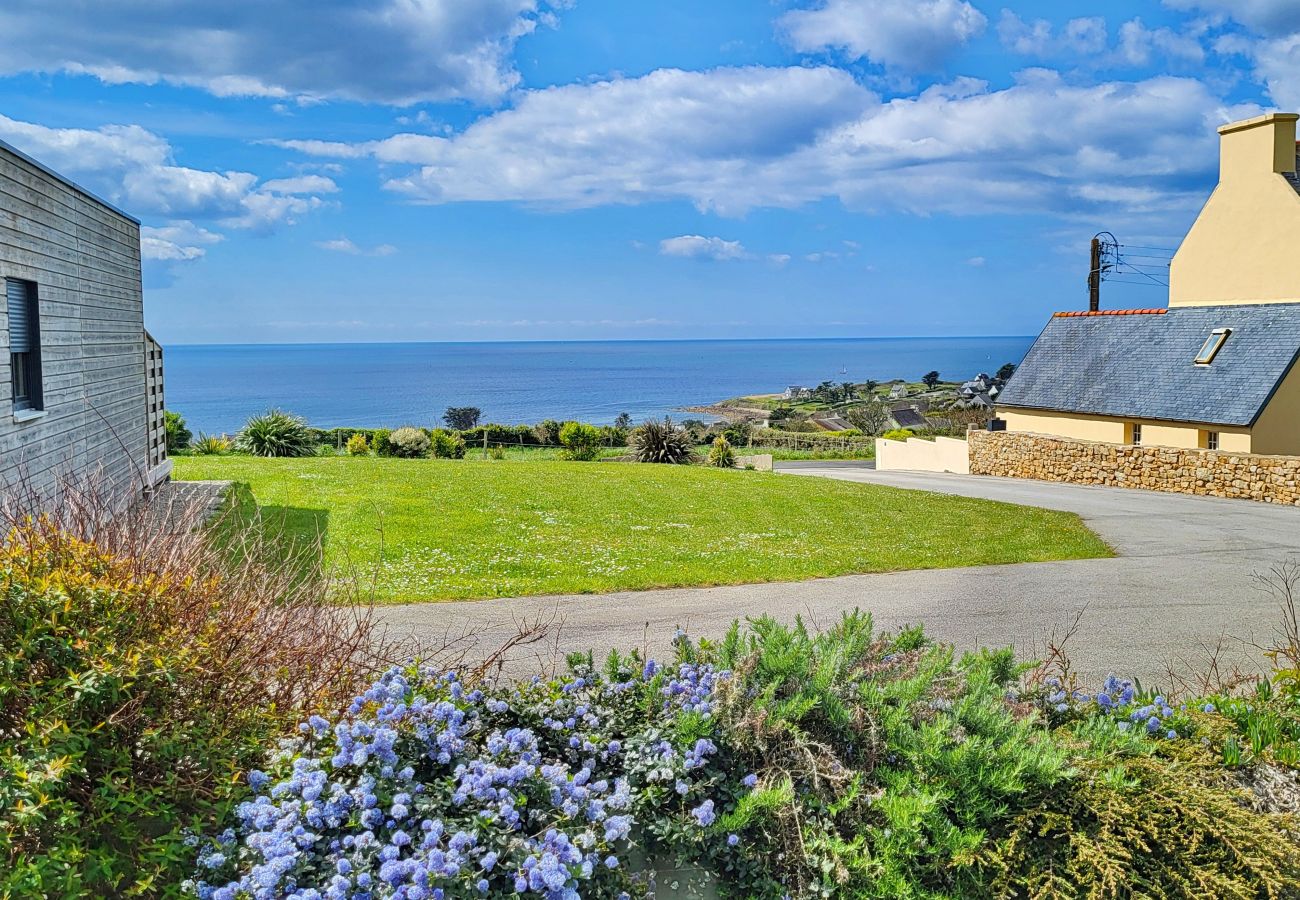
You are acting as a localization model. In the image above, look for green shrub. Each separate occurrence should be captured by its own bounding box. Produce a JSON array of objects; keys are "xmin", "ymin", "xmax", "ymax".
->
[
  {"xmin": 430, "ymin": 429, "xmax": 466, "ymax": 459},
  {"xmin": 345, "ymin": 433, "xmax": 370, "ymax": 456},
  {"xmin": 164, "ymin": 410, "xmax": 191, "ymax": 452},
  {"xmin": 630, "ymin": 417, "xmax": 696, "ymax": 464},
  {"xmin": 372, "ymin": 428, "xmax": 393, "ymax": 457},
  {"xmin": 191, "ymin": 433, "xmax": 231, "ymax": 455},
  {"xmin": 388, "ymin": 426, "xmax": 431, "ymax": 459},
  {"xmin": 559, "ymin": 421, "xmax": 603, "ymax": 461},
  {"xmin": 234, "ymin": 410, "xmax": 316, "ymax": 458},
  {"xmin": 488, "ymin": 445, "xmax": 506, "ymax": 460},
  {"xmin": 721, "ymin": 420, "xmax": 753, "ymax": 446},
  {"xmin": 707, "ymin": 435, "xmax": 737, "ymax": 468},
  {"xmin": 533, "ymin": 419, "xmax": 562, "ymax": 446},
  {"xmin": 0, "ymin": 503, "xmax": 378, "ymax": 897},
  {"xmin": 881, "ymin": 428, "xmax": 915, "ymax": 442}
]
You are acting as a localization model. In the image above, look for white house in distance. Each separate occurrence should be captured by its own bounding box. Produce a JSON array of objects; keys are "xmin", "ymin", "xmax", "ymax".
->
[{"xmin": 0, "ymin": 139, "xmax": 168, "ymax": 503}]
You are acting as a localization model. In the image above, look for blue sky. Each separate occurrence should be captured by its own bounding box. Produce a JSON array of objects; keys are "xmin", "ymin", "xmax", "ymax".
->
[{"xmin": 0, "ymin": 0, "xmax": 1295, "ymax": 344}]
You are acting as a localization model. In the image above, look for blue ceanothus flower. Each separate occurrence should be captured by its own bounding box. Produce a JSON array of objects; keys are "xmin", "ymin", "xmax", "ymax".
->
[{"xmin": 188, "ymin": 654, "xmax": 757, "ymax": 899}]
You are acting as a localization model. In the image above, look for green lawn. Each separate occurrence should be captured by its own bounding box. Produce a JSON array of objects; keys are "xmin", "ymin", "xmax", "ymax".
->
[{"xmin": 174, "ymin": 456, "xmax": 1110, "ymax": 603}]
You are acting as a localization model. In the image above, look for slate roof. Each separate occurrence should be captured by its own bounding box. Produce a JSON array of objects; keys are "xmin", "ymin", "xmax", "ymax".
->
[
  {"xmin": 890, "ymin": 406, "xmax": 929, "ymax": 429},
  {"xmin": 997, "ymin": 303, "xmax": 1300, "ymax": 427}
]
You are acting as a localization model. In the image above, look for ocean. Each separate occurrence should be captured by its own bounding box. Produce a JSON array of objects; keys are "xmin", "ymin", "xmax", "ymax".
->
[{"xmin": 164, "ymin": 337, "xmax": 1035, "ymax": 435}]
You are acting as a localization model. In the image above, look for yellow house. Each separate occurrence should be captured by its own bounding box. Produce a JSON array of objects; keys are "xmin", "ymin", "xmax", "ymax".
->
[{"xmin": 997, "ymin": 112, "xmax": 1300, "ymax": 457}]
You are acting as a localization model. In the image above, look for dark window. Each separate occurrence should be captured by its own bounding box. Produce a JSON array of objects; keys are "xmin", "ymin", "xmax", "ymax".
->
[
  {"xmin": 7, "ymin": 279, "xmax": 42, "ymax": 412},
  {"xmin": 1205, "ymin": 431, "xmax": 1219, "ymax": 451},
  {"xmin": 1130, "ymin": 423, "xmax": 1142, "ymax": 445}
]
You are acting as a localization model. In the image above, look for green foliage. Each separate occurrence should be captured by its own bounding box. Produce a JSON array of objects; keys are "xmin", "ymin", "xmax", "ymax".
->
[
  {"xmin": 345, "ymin": 433, "xmax": 370, "ymax": 456},
  {"xmin": 698, "ymin": 613, "xmax": 1069, "ymax": 898},
  {"xmin": 387, "ymin": 427, "xmax": 430, "ymax": 459},
  {"xmin": 708, "ymin": 436, "xmax": 737, "ymax": 468},
  {"xmin": 533, "ymin": 419, "xmax": 562, "ymax": 446},
  {"xmin": 630, "ymin": 417, "xmax": 696, "ymax": 464},
  {"xmin": 881, "ymin": 428, "xmax": 916, "ymax": 442},
  {"xmin": 0, "ymin": 516, "xmax": 373, "ymax": 898},
  {"xmin": 235, "ymin": 410, "xmax": 316, "ymax": 458},
  {"xmin": 430, "ymin": 429, "xmax": 467, "ymax": 460},
  {"xmin": 488, "ymin": 445, "xmax": 506, "ymax": 460},
  {"xmin": 986, "ymin": 736, "xmax": 1300, "ymax": 898},
  {"xmin": 442, "ymin": 406, "xmax": 481, "ymax": 430},
  {"xmin": 721, "ymin": 420, "xmax": 753, "ymax": 447},
  {"xmin": 372, "ymin": 428, "xmax": 392, "ymax": 457},
  {"xmin": 164, "ymin": 410, "xmax": 191, "ymax": 452},
  {"xmin": 558, "ymin": 421, "xmax": 603, "ymax": 461},
  {"xmin": 191, "ymin": 433, "xmax": 232, "ymax": 455},
  {"xmin": 922, "ymin": 371, "xmax": 941, "ymax": 389}
]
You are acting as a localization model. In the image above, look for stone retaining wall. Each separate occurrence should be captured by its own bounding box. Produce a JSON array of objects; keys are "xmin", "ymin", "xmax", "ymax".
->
[{"xmin": 968, "ymin": 430, "xmax": 1300, "ymax": 505}]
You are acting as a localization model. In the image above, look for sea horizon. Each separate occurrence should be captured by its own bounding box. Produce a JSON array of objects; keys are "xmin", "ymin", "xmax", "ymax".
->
[{"xmin": 165, "ymin": 335, "xmax": 1036, "ymax": 435}]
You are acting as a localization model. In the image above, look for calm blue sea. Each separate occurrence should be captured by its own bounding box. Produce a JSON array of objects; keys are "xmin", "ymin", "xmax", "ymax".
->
[{"xmin": 164, "ymin": 337, "xmax": 1035, "ymax": 435}]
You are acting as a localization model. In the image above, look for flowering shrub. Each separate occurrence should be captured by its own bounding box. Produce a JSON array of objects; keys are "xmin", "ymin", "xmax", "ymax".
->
[
  {"xmin": 388, "ymin": 427, "xmax": 431, "ymax": 459},
  {"xmin": 189, "ymin": 647, "xmax": 754, "ymax": 899},
  {"xmin": 1041, "ymin": 675, "xmax": 1195, "ymax": 740},
  {"xmin": 346, "ymin": 433, "xmax": 370, "ymax": 456}
]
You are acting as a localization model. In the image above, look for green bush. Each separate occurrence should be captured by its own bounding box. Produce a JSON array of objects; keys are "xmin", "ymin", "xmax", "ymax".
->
[
  {"xmin": 559, "ymin": 421, "xmax": 603, "ymax": 461},
  {"xmin": 387, "ymin": 426, "xmax": 431, "ymax": 459},
  {"xmin": 707, "ymin": 435, "xmax": 737, "ymax": 468},
  {"xmin": 164, "ymin": 410, "xmax": 191, "ymax": 452},
  {"xmin": 533, "ymin": 419, "xmax": 562, "ymax": 446},
  {"xmin": 0, "ymin": 507, "xmax": 377, "ymax": 897},
  {"xmin": 630, "ymin": 417, "xmax": 696, "ymax": 464},
  {"xmin": 345, "ymin": 433, "xmax": 370, "ymax": 456},
  {"xmin": 234, "ymin": 410, "xmax": 316, "ymax": 458},
  {"xmin": 191, "ymin": 433, "xmax": 232, "ymax": 455},
  {"xmin": 430, "ymin": 429, "xmax": 466, "ymax": 459},
  {"xmin": 721, "ymin": 420, "xmax": 753, "ymax": 447},
  {"xmin": 372, "ymin": 428, "xmax": 392, "ymax": 457},
  {"xmin": 881, "ymin": 428, "xmax": 915, "ymax": 442}
]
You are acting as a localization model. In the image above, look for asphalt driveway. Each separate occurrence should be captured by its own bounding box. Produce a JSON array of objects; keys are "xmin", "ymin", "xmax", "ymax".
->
[{"xmin": 376, "ymin": 467, "xmax": 1300, "ymax": 686}]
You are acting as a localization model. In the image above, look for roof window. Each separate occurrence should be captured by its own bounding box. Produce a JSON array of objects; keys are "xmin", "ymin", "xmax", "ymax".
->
[{"xmin": 1194, "ymin": 328, "xmax": 1231, "ymax": 365}]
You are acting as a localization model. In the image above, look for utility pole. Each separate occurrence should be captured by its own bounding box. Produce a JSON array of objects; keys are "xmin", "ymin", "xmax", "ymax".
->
[{"xmin": 1088, "ymin": 236, "xmax": 1102, "ymax": 312}]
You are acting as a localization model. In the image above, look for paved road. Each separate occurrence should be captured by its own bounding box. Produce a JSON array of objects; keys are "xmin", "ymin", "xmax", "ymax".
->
[{"xmin": 376, "ymin": 467, "xmax": 1300, "ymax": 686}]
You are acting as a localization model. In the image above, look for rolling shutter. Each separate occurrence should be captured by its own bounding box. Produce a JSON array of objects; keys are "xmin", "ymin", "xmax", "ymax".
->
[{"xmin": 7, "ymin": 280, "xmax": 30, "ymax": 353}]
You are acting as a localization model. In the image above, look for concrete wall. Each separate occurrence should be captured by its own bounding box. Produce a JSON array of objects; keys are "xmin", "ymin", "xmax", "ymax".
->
[
  {"xmin": 969, "ymin": 429, "xmax": 1300, "ymax": 505},
  {"xmin": 1170, "ymin": 113, "xmax": 1300, "ymax": 308},
  {"xmin": 1001, "ymin": 408, "xmax": 1253, "ymax": 453},
  {"xmin": 0, "ymin": 142, "xmax": 150, "ymax": 503},
  {"xmin": 876, "ymin": 435, "xmax": 970, "ymax": 474}
]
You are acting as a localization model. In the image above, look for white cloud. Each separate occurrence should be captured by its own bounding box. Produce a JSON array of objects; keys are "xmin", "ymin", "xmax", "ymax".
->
[
  {"xmin": 767, "ymin": 253, "xmax": 792, "ymax": 266},
  {"xmin": 659, "ymin": 235, "xmax": 750, "ymax": 261},
  {"xmin": 780, "ymin": 0, "xmax": 986, "ymax": 71},
  {"xmin": 140, "ymin": 222, "xmax": 224, "ymax": 262},
  {"xmin": 0, "ymin": 0, "xmax": 559, "ymax": 105},
  {"xmin": 0, "ymin": 114, "xmax": 333, "ymax": 231},
  {"xmin": 966, "ymin": 256, "xmax": 986, "ymax": 266},
  {"xmin": 998, "ymin": 13, "xmax": 1107, "ymax": 57},
  {"xmin": 277, "ymin": 65, "xmax": 1232, "ymax": 226},
  {"xmin": 1116, "ymin": 18, "xmax": 1205, "ymax": 67},
  {"xmin": 1164, "ymin": 0, "xmax": 1300, "ymax": 36},
  {"xmin": 317, "ymin": 237, "xmax": 398, "ymax": 256}
]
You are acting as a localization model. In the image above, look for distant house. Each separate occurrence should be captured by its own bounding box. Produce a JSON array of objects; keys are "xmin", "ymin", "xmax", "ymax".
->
[
  {"xmin": 888, "ymin": 405, "xmax": 930, "ymax": 431},
  {"xmin": 783, "ymin": 385, "xmax": 812, "ymax": 401},
  {"xmin": 887, "ymin": 383, "xmax": 909, "ymax": 400},
  {"xmin": 1, "ymin": 140, "xmax": 168, "ymax": 503},
  {"xmin": 999, "ymin": 113, "xmax": 1300, "ymax": 456},
  {"xmin": 812, "ymin": 414, "xmax": 852, "ymax": 432}
]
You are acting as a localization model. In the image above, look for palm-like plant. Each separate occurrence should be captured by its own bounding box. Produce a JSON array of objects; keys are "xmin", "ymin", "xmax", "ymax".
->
[
  {"xmin": 630, "ymin": 417, "xmax": 695, "ymax": 464},
  {"xmin": 192, "ymin": 433, "xmax": 232, "ymax": 455},
  {"xmin": 235, "ymin": 410, "xmax": 316, "ymax": 458}
]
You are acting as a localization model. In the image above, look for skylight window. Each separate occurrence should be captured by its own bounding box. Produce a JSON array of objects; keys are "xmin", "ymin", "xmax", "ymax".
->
[{"xmin": 1195, "ymin": 328, "xmax": 1231, "ymax": 365}]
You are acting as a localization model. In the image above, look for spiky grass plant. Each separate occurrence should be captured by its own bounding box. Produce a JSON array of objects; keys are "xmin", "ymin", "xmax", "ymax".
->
[
  {"xmin": 630, "ymin": 417, "xmax": 696, "ymax": 464},
  {"xmin": 235, "ymin": 409, "xmax": 316, "ymax": 458},
  {"xmin": 191, "ymin": 433, "xmax": 232, "ymax": 455},
  {"xmin": 707, "ymin": 435, "xmax": 737, "ymax": 468}
]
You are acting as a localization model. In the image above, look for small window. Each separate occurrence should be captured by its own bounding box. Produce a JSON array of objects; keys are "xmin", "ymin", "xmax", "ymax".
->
[
  {"xmin": 6, "ymin": 278, "xmax": 42, "ymax": 412},
  {"xmin": 1195, "ymin": 328, "xmax": 1231, "ymax": 365},
  {"xmin": 1129, "ymin": 423, "xmax": 1142, "ymax": 446},
  {"xmin": 1203, "ymin": 431, "xmax": 1219, "ymax": 451}
]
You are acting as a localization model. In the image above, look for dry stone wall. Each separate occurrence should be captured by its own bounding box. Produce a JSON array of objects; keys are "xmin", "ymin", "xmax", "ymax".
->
[{"xmin": 968, "ymin": 429, "xmax": 1300, "ymax": 505}]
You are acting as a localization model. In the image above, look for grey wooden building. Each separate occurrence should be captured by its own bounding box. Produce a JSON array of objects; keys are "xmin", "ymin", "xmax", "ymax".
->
[{"xmin": 0, "ymin": 139, "xmax": 169, "ymax": 504}]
